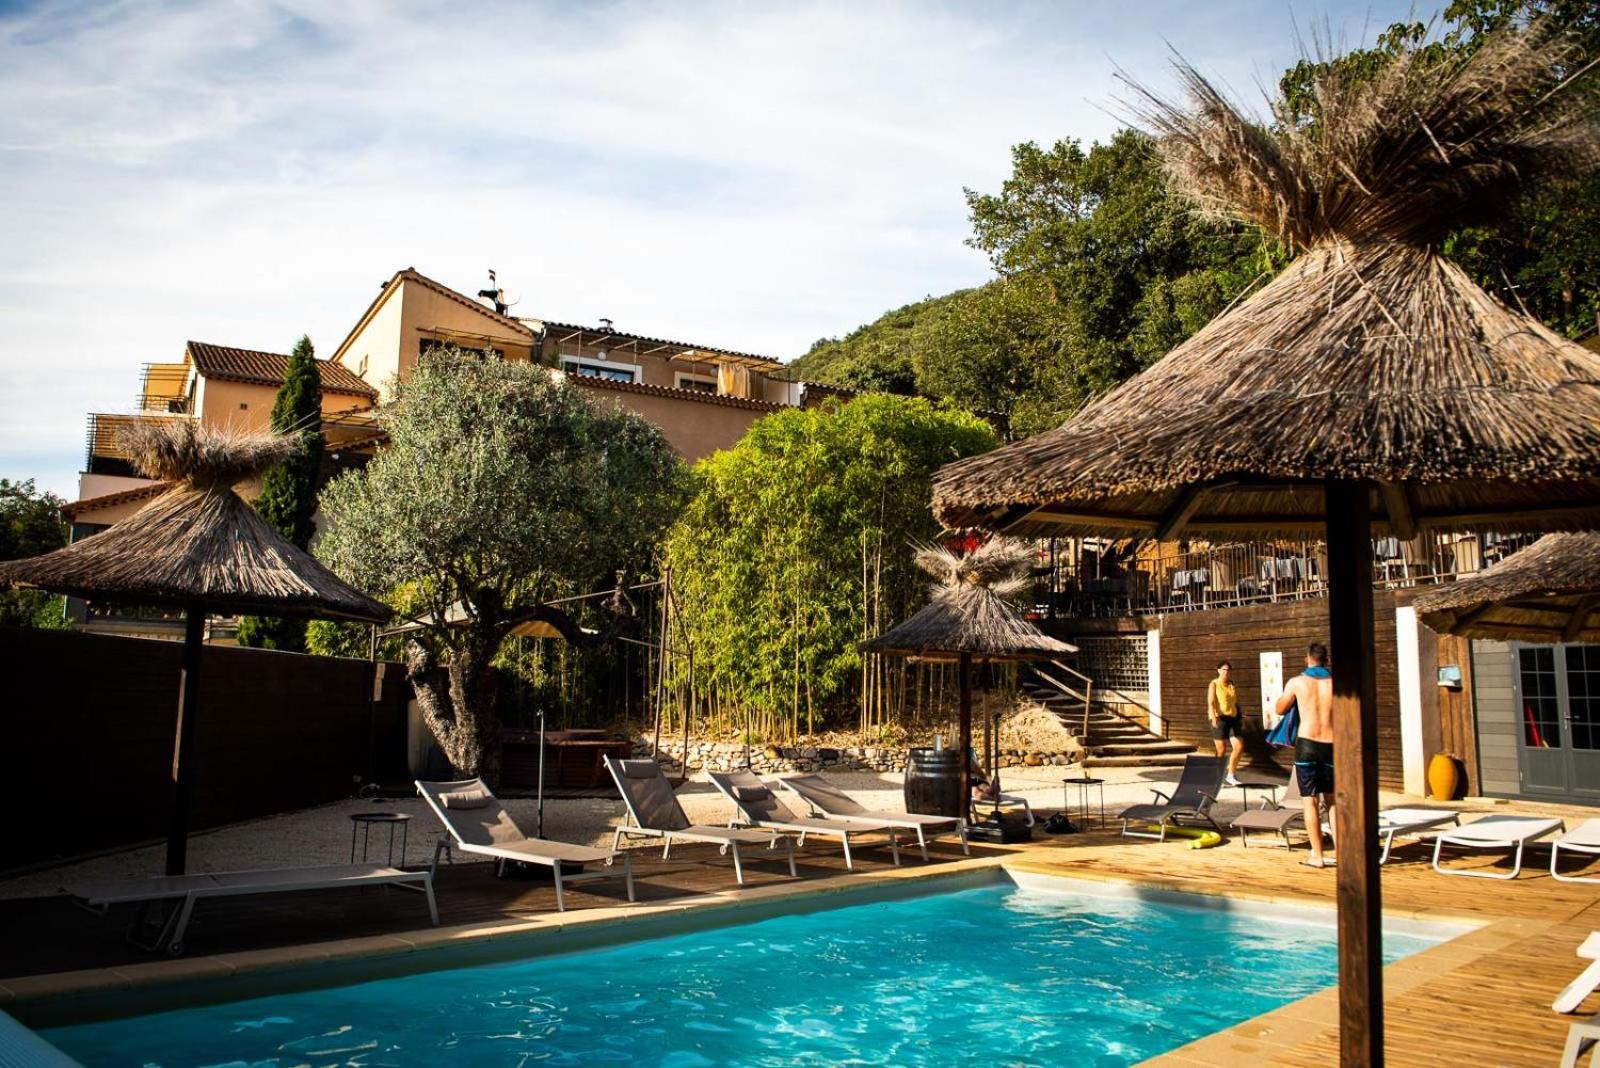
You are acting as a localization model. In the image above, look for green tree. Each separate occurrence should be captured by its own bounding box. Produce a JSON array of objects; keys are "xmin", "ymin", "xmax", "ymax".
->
[
  {"xmin": 317, "ymin": 351, "xmax": 685, "ymax": 781},
  {"xmin": 237, "ymin": 335, "xmax": 325, "ymax": 651},
  {"xmin": 0, "ymin": 478, "xmax": 69, "ymax": 628},
  {"xmin": 663, "ymin": 395, "xmax": 995, "ymax": 738}
]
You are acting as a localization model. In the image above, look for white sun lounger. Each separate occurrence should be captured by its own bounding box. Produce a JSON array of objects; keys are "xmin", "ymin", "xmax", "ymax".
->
[
  {"xmin": 1431, "ymin": 814, "xmax": 1565, "ymax": 880},
  {"xmin": 1553, "ymin": 819, "xmax": 1600, "ymax": 884},
  {"xmin": 1559, "ymin": 1011, "xmax": 1600, "ymax": 1068},
  {"xmin": 1374, "ymin": 808, "xmax": 1463, "ymax": 864},
  {"xmin": 1554, "ymin": 932, "xmax": 1600, "ymax": 1014},
  {"xmin": 604, "ymin": 756, "xmax": 796, "ymax": 885},
  {"xmin": 779, "ymin": 774, "xmax": 969, "ymax": 861},
  {"xmin": 67, "ymin": 863, "xmax": 437, "ymax": 956},
  {"xmin": 417, "ymin": 778, "xmax": 633, "ymax": 911},
  {"xmin": 709, "ymin": 769, "xmax": 901, "ymax": 871}
]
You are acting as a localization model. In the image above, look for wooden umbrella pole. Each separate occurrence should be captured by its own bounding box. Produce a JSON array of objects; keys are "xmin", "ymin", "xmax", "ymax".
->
[
  {"xmin": 1325, "ymin": 479, "xmax": 1383, "ymax": 1067},
  {"xmin": 167, "ymin": 605, "xmax": 206, "ymax": 876},
  {"xmin": 957, "ymin": 652, "xmax": 973, "ymax": 820}
]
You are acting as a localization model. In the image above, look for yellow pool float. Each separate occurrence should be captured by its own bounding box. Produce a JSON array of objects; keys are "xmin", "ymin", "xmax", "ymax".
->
[{"xmin": 1140, "ymin": 825, "xmax": 1223, "ymax": 849}]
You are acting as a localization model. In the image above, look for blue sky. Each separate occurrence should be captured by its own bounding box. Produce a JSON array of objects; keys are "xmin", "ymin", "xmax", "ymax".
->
[{"xmin": 0, "ymin": 0, "xmax": 1424, "ymax": 498}]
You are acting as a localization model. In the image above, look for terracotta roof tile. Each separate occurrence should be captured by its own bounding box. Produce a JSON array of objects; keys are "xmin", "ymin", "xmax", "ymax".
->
[{"xmin": 186, "ymin": 342, "xmax": 378, "ymax": 398}]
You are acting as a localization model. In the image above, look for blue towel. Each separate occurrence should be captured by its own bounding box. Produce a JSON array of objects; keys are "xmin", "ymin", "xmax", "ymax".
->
[{"xmin": 1266, "ymin": 665, "xmax": 1330, "ymax": 748}]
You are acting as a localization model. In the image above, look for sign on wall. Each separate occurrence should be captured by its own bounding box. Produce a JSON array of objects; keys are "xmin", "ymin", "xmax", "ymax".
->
[{"xmin": 1259, "ymin": 651, "xmax": 1284, "ymax": 723}]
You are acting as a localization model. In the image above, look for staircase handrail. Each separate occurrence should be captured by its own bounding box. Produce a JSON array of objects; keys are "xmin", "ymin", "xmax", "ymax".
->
[{"xmin": 1035, "ymin": 658, "xmax": 1094, "ymax": 740}]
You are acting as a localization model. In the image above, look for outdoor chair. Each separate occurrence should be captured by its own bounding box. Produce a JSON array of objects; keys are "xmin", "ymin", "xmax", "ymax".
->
[
  {"xmin": 1369, "ymin": 808, "xmax": 1463, "ymax": 864},
  {"xmin": 604, "ymin": 755, "xmax": 796, "ymax": 885},
  {"xmin": 1552, "ymin": 819, "xmax": 1600, "ymax": 883},
  {"xmin": 967, "ymin": 748, "xmax": 1035, "ymax": 826},
  {"xmin": 1230, "ymin": 775, "xmax": 1304, "ymax": 848},
  {"xmin": 1118, "ymin": 754, "xmax": 1227, "ymax": 841},
  {"xmin": 779, "ymin": 774, "xmax": 969, "ymax": 861},
  {"xmin": 416, "ymin": 778, "xmax": 634, "ymax": 911},
  {"xmin": 1554, "ymin": 931, "xmax": 1600, "ymax": 1014},
  {"xmin": 708, "ymin": 769, "xmax": 902, "ymax": 871},
  {"xmin": 1430, "ymin": 814, "xmax": 1565, "ymax": 880},
  {"xmin": 66, "ymin": 863, "xmax": 437, "ymax": 956}
]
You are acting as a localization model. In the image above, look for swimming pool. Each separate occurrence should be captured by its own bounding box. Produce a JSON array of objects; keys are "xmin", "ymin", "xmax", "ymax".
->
[{"xmin": 43, "ymin": 875, "xmax": 1451, "ymax": 1067}]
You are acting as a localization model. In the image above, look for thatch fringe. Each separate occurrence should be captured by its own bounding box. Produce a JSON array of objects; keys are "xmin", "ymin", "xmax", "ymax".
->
[
  {"xmin": 1129, "ymin": 19, "xmax": 1599, "ymax": 249},
  {"xmin": 0, "ymin": 422, "xmax": 389, "ymax": 622},
  {"xmin": 934, "ymin": 21, "xmax": 1600, "ymax": 539},
  {"xmin": 863, "ymin": 538, "xmax": 1075, "ymax": 661}
]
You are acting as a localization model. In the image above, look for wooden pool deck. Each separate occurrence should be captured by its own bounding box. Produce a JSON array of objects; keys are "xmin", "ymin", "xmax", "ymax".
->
[{"xmin": 3, "ymin": 807, "xmax": 1596, "ymax": 1065}]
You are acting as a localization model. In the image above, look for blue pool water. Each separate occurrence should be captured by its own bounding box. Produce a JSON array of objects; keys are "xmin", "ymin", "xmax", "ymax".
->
[{"xmin": 45, "ymin": 879, "xmax": 1444, "ymax": 1067}]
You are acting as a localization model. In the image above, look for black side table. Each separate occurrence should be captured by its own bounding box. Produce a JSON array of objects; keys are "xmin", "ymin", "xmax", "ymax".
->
[
  {"xmin": 1062, "ymin": 776, "xmax": 1107, "ymax": 829},
  {"xmin": 1234, "ymin": 779, "xmax": 1284, "ymax": 809},
  {"xmin": 349, "ymin": 812, "xmax": 411, "ymax": 867}
]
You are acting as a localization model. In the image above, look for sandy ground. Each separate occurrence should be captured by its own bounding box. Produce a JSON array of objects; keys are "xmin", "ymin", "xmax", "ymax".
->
[{"xmin": 0, "ymin": 762, "xmax": 1466, "ymax": 901}]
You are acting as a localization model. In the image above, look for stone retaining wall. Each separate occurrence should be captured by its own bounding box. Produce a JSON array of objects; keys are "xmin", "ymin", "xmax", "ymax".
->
[{"xmin": 633, "ymin": 737, "xmax": 1081, "ymax": 775}]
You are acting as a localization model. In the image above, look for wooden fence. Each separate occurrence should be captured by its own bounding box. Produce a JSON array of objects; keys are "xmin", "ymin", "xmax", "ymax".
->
[{"xmin": 2, "ymin": 627, "xmax": 408, "ymax": 870}]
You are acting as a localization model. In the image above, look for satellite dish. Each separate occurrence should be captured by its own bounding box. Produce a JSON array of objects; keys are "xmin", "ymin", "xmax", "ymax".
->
[{"xmin": 499, "ymin": 289, "xmax": 521, "ymax": 310}]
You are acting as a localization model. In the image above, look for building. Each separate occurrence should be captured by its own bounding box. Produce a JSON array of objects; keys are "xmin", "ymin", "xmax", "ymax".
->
[{"xmin": 66, "ymin": 268, "xmax": 838, "ymax": 636}]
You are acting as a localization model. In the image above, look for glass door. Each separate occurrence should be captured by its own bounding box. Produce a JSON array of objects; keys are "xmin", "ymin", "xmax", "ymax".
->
[
  {"xmin": 1564, "ymin": 646, "xmax": 1600, "ymax": 801},
  {"xmin": 1514, "ymin": 643, "xmax": 1600, "ymax": 801}
]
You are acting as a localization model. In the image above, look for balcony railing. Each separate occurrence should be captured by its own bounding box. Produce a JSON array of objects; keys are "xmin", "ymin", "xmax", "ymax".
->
[{"xmin": 1032, "ymin": 532, "xmax": 1541, "ymax": 619}]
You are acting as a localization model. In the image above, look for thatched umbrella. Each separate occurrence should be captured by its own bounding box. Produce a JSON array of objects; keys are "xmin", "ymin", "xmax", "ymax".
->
[
  {"xmin": 932, "ymin": 24, "xmax": 1600, "ymax": 1066},
  {"xmin": 861, "ymin": 539, "xmax": 1077, "ymax": 808},
  {"xmin": 1415, "ymin": 533, "xmax": 1600, "ymax": 643},
  {"xmin": 0, "ymin": 422, "xmax": 390, "ymax": 874}
]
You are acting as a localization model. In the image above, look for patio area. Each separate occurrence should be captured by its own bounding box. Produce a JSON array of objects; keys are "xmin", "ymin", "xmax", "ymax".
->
[{"xmin": 3, "ymin": 767, "xmax": 1597, "ymax": 1065}]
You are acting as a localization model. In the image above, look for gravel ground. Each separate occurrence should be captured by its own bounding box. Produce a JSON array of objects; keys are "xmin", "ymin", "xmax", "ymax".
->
[{"xmin": 1, "ymin": 762, "xmax": 1408, "ymax": 901}]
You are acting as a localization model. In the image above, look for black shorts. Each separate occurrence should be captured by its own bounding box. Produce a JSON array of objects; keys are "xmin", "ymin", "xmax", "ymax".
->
[
  {"xmin": 1295, "ymin": 737, "xmax": 1334, "ymax": 797},
  {"xmin": 1212, "ymin": 716, "xmax": 1244, "ymax": 741}
]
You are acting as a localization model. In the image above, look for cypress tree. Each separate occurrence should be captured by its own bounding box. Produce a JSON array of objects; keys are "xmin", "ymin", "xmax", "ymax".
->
[{"xmin": 236, "ymin": 335, "xmax": 325, "ymax": 650}]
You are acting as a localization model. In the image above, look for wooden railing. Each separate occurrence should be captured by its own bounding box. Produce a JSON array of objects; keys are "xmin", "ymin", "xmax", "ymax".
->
[{"xmin": 1032, "ymin": 659, "xmax": 1095, "ymax": 740}]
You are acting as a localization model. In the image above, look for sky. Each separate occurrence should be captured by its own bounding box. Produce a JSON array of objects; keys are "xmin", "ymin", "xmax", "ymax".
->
[{"xmin": 0, "ymin": 0, "xmax": 1424, "ymax": 499}]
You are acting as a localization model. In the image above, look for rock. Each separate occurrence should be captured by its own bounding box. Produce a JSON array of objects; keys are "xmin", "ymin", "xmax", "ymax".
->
[{"xmin": 1023, "ymin": 752, "xmax": 1044, "ymax": 766}]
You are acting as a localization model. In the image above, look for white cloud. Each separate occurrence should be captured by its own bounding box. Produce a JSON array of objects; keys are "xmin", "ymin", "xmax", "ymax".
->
[{"xmin": 0, "ymin": 0, "xmax": 1422, "ymax": 496}]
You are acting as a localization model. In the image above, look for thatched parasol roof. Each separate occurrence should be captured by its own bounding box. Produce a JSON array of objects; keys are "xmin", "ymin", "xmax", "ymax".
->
[
  {"xmin": 0, "ymin": 422, "xmax": 390, "ymax": 623},
  {"xmin": 1414, "ymin": 532, "xmax": 1600, "ymax": 643},
  {"xmin": 861, "ymin": 540, "xmax": 1077, "ymax": 661},
  {"xmin": 935, "ymin": 23, "xmax": 1600, "ymax": 539}
]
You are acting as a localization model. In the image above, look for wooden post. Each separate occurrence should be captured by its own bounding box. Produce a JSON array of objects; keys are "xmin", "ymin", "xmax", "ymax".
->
[
  {"xmin": 1325, "ymin": 480, "xmax": 1383, "ymax": 1067},
  {"xmin": 167, "ymin": 605, "xmax": 206, "ymax": 876},
  {"xmin": 957, "ymin": 652, "xmax": 973, "ymax": 817}
]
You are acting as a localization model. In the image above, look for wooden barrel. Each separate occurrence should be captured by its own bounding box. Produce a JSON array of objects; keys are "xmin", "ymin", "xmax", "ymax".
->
[{"xmin": 905, "ymin": 747, "xmax": 964, "ymax": 818}]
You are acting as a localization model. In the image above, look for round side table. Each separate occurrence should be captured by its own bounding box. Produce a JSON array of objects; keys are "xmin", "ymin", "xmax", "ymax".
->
[
  {"xmin": 1061, "ymin": 776, "xmax": 1107, "ymax": 830},
  {"xmin": 349, "ymin": 812, "xmax": 411, "ymax": 867}
]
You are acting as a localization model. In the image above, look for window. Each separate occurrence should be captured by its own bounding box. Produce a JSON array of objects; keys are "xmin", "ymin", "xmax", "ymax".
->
[
  {"xmin": 1568, "ymin": 646, "xmax": 1600, "ymax": 750},
  {"xmin": 674, "ymin": 372, "xmax": 717, "ymax": 394},
  {"xmin": 561, "ymin": 357, "xmax": 639, "ymax": 383},
  {"xmin": 1520, "ymin": 646, "xmax": 1562, "ymax": 748}
]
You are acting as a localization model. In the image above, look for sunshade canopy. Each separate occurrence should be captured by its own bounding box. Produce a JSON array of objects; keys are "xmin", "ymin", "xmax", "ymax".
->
[
  {"xmin": 1414, "ymin": 532, "xmax": 1600, "ymax": 643},
  {"xmin": 0, "ymin": 422, "xmax": 389, "ymax": 623},
  {"xmin": 933, "ymin": 27, "xmax": 1600, "ymax": 542}
]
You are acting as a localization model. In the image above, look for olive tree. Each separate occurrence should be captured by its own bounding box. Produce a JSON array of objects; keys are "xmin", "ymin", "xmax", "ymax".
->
[{"xmin": 318, "ymin": 352, "xmax": 684, "ymax": 781}]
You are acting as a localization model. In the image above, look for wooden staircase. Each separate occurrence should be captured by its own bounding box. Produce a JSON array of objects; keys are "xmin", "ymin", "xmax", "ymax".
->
[{"xmin": 1024, "ymin": 661, "xmax": 1196, "ymax": 768}]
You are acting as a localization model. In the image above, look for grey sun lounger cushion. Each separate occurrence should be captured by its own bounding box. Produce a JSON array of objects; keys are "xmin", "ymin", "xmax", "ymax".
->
[
  {"xmin": 604, "ymin": 756, "xmax": 794, "ymax": 886},
  {"xmin": 779, "ymin": 775, "xmax": 969, "ymax": 861},
  {"xmin": 1230, "ymin": 776, "xmax": 1303, "ymax": 846},
  {"xmin": 1119, "ymin": 755, "xmax": 1227, "ymax": 840},
  {"xmin": 1552, "ymin": 819, "xmax": 1600, "ymax": 883},
  {"xmin": 709, "ymin": 769, "xmax": 901, "ymax": 870},
  {"xmin": 1431, "ymin": 814, "xmax": 1565, "ymax": 880},
  {"xmin": 67, "ymin": 863, "xmax": 438, "ymax": 955},
  {"xmin": 417, "ymin": 777, "xmax": 633, "ymax": 911}
]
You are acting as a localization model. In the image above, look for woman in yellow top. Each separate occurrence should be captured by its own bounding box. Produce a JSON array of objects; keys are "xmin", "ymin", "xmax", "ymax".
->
[{"xmin": 1207, "ymin": 660, "xmax": 1244, "ymax": 786}]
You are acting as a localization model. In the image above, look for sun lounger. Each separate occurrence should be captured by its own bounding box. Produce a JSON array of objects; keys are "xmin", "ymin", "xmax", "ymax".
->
[
  {"xmin": 1554, "ymin": 932, "xmax": 1600, "ymax": 1014},
  {"xmin": 779, "ymin": 774, "xmax": 969, "ymax": 861},
  {"xmin": 1372, "ymin": 808, "xmax": 1462, "ymax": 864},
  {"xmin": 967, "ymin": 749, "xmax": 1035, "ymax": 827},
  {"xmin": 1431, "ymin": 814, "xmax": 1565, "ymax": 880},
  {"xmin": 1553, "ymin": 819, "xmax": 1600, "ymax": 883},
  {"xmin": 417, "ymin": 778, "xmax": 633, "ymax": 911},
  {"xmin": 1559, "ymin": 1010, "xmax": 1600, "ymax": 1068},
  {"xmin": 605, "ymin": 756, "xmax": 795, "ymax": 884},
  {"xmin": 1231, "ymin": 775, "xmax": 1303, "ymax": 848},
  {"xmin": 1119, "ymin": 755, "xmax": 1227, "ymax": 841},
  {"xmin": 709, "ymin": 769, "xmax": 902, "ymax": 870},
  {"xmin": 67, "ymin": 863, "xmax": 437, "ymax": 955}
]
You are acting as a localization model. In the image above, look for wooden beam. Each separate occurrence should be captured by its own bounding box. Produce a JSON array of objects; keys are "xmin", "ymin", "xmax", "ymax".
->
[
  {"xmin": 988, "ymin": 504, "xmax": 1041, "ymax": 533},
  {"xmin": 1378, "ymin": 481, "xmax": 1418, "ymax": 541},
  {"xmin": 1456, "ymin": 602, "xmax": 1503, "ymax": 628},
  {"xmin": 1155, "ymin": 485, "xmax": 1207, "ymax": 541},
  {"xmin": 1326, "ymin": 478, "xmax": 1384, "ymax": 1067},
  {"xmin": 957, "ymin": 652, "xmax": 973, "ymax": 818},
  {"xmin": 168, "ymin": 605, "xmax": 207, "ymax": 877},
  {"xmin": 1564, "ymin": 596, "xmax": 1600, "ymax": 643}
]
